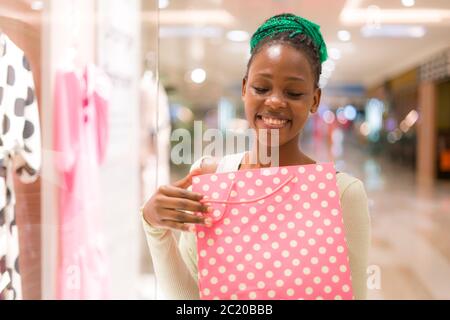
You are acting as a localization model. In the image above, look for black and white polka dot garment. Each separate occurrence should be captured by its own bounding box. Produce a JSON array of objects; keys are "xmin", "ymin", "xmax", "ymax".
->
[{"xmin": 0, "ymin": 33, "xmax": 42, "ymax": 300}]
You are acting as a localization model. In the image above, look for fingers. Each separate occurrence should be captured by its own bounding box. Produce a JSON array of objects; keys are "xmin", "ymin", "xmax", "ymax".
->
[
  {"xmin": 200, "ymin": 157, "xmax": 218, "ymax": 174},
  {"xmin": 159, "ymin": 185, "xmax": 204, "ymax": 202},
  {"xmin": 158, "ymin": 209, "xmax": 213, "ymax": 232},
  {"xmin": 160, "ymin": 196, "xmax": 211, "ymax": 214},
  {"xmin": 162, "ymin": 208, "xmax": 210, "ymax": 225},
  {"xmin": 149, "ymin": 168, "xmax": 214, "ymax": 233},
  {"xmin": 173, "ymin": 168, "xmax": 203, "ymax": 189}
]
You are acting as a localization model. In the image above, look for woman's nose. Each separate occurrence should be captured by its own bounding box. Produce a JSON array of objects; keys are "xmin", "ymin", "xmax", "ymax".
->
[{"xmin": 265, "ymin": 94, "xmax": 287, "ymax": 108}]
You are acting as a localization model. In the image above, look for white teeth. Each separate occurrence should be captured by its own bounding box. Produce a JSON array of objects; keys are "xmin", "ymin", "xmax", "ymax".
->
[{"xmin": 262, "ymin": 116, "xmax": 288, "ymax": 126}]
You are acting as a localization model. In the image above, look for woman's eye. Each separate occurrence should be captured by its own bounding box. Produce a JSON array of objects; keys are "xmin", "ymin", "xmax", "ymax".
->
[
  {"xmin": 253, "ymin": 87, "xmax": 269, "ymax": 94},
  {"xmin": 287, "ymin": 92, "xmax": 303, "ymax": 98}
]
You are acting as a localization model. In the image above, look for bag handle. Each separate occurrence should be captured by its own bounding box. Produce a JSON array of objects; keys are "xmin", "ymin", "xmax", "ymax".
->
[{"xmin": 200, "ymin": 174, "xmax": 295, "ymax": 223}]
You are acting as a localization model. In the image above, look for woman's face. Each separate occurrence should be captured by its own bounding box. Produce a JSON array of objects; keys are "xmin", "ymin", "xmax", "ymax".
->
[{"xmin": 242, "ymin": 43, "xmax": 321, "ymax": 147}]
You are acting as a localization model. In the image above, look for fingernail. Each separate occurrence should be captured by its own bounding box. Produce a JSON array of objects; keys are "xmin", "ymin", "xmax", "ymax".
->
[
  {"xmin": 207, "ymin": 207, "xmax": 213, "ymax": 213},
  {"xmin": 204, "ymin": 218, "xmax": 213, "ymax": 227},
  {"xmin": 189, "ymin": 225, "xmax": 196, "ymax": 233}
]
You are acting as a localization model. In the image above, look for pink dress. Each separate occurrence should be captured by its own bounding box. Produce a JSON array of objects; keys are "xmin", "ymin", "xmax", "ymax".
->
[{"xmin": 53, "ymin": 64, "xmax": 111, "ymax": 300}]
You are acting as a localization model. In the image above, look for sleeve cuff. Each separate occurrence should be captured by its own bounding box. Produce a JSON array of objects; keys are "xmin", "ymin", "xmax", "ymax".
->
[{"xmin": 140, "ymin": 208, "xmax": 167, "ymax": 236}]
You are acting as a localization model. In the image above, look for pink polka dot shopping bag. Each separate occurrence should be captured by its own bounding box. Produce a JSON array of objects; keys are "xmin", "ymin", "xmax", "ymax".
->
[{"xmin": 192, "ymin": 163, "xmax": 353, "ymax": 300}]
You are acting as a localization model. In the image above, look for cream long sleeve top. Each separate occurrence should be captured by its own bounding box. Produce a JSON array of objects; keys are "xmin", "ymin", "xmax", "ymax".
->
[{"xmin": 143, "ymin": 153, "xmax": 371, "ymax": 300}]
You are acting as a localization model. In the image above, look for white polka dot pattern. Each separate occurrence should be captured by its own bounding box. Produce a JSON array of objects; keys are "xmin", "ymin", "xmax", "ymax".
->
[{"xmin": 192, "ymin": 163, "xmax": 353, "ymax": 300}]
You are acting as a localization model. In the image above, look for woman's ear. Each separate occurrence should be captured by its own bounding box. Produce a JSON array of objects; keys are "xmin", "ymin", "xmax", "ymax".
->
[
  {"xmin": 310, "ymin": 87, "xmax": 322, "ymax": 114},
  {"xmin": 242, "ymin": 78, "xmax": 247, "ymax": 101}
]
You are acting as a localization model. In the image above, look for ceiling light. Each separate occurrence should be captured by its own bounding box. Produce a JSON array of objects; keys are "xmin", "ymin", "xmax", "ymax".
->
[
  {"xmin": 409, "ymin": 27, "xmax": 427, "ymax": 38},
  {"xmin": 191, "ymin": 68, "xmax": 207, "ymax": 84},
  {"xmin": 405, "ymin": 110, "xmax": 419, "ymax": 126},
  {"xmin": 338, "ymin": 30, "xmax": 352, "ymax": 42},
  {"xmin": 400, "ymin": 120, "xmax": 411, "ymax": 133},
  {"xmin": 158, "ymin": 0, "xmax": 170, "ymax": 9},
  {"xmin": 226, "ymin": 30, "xmax": 250, "ymax": 42},
  {"xmin": 401, "ymin": 0, "xmax": 415, "ymax": 7},
  {"xmin": 159, "ymin": 26, "xmax": 222, "ymax": 38},
  {"xmin": 329, "ymin": 48, "xmax": 342, "ymax": 60},
  {"xmin": 361, "ymin": 25, "xmax": 426, "ymax": 38},
  {"xmin": 144, "ymin": 10, "xmax": 236, "ymax": 27},
  {"xmin": 175, "ymin": 105, "xmax": 194, "ymax": 122},
  {"xmin": 336, "ymin": 108, "xmax": 348, "ymax": 124},
  {"xmin": 323, "ymin": 111, "xmax": 336, "ymax": 124},
  {"xmin": 344, "ymin": 105, "xmax": 357, "ymax": 121},
  {"xmin": 360, "ymin": 122, "xmax": 371, "ymax": 136},
  {"xmin": 31, "ymin": 1, "xmax": 44, "ymax": 11},
  {"xmin": 341, "ymin": 8, "xmax": 450, "ymax": 25}
]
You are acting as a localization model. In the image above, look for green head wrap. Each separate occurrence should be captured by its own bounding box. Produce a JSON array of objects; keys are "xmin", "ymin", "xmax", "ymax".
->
[{"xmin": 250, "ymin": 13, "xmax": 328, "ymax": 63}]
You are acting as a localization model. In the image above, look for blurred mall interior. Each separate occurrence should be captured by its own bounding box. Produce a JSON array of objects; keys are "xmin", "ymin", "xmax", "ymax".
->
[{"xmin": 0, "ymin": 0, "xmax": 449, "ymax": 300}]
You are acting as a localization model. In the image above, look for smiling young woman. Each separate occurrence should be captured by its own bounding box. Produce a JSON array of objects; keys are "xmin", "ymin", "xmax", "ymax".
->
[{"xmin": 141, "ymin": 13, "xmax": 371, "ymax": 300}]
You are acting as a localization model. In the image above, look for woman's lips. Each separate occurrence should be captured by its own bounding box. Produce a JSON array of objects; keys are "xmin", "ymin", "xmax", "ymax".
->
[{"xmin": 256, "ymin": 115, "xmax": 291, "ymax": 129}]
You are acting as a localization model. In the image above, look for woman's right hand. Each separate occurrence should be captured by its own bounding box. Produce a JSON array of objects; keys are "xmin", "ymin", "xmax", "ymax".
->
[{"xmin": 142, "ymin": 168, "xmax": 213, "ymax": 233}]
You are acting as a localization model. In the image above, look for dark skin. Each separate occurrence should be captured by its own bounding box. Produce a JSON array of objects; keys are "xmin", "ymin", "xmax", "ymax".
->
[
  {"xmin": 142, "ymin": 42, "xmax": 322, "ymax": 232},
  {"xmin": 241, "ymin": 43, "xmax": 321, "ymax": 169}
]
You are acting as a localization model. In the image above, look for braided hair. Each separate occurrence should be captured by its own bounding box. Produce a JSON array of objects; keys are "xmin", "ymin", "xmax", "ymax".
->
[{"xmin": 245, "ymin": 13, "xmax": 328, "ymax": 88}]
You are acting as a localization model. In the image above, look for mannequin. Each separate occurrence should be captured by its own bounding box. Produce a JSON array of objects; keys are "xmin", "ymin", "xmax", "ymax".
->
[{"xmin": 0, "ymin": 30, "xmax": 42, "ymax": 300}]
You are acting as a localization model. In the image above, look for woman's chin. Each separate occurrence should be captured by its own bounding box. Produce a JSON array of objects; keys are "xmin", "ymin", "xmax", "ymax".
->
[{"xmin": 254, "ymin": 136, "xmax": 288, "ymax": 148}]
